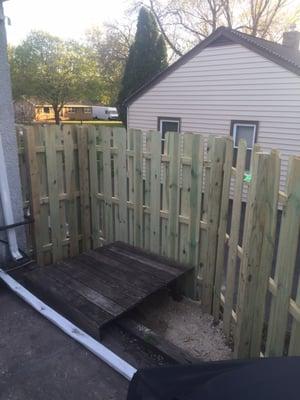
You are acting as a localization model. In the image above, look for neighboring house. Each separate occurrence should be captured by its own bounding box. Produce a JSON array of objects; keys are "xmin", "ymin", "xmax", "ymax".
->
[
  {"xmin": 126, "ymin": 27, "xmax": 300, "ymax": 184},
  {"xmin": 13, "ymin": 100, "xmax": 95, "ymax": 122},
  {"xmin": 35, "ymin": 104, "xmax": 93, "ymax": 121}
]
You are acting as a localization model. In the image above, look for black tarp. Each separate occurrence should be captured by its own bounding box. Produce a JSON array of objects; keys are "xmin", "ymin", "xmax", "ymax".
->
[{"xmin": 127, "ymin": 357, "xmax": 300, "ymax": 400}]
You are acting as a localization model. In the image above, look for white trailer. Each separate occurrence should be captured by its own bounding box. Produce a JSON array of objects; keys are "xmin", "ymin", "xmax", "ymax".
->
[{"xmin": 92, "ymin": 106, "xmax": 119, "ymax": 120}]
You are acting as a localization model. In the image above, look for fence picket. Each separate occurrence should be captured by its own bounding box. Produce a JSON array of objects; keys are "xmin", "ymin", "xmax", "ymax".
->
[
  {"xmin": 45, "ymin": 125, "xmax": 62, "ymax": 262},
  {"xmin": 102, "ymin": 127, "xmax": 113, "ymax": 243},
  {"xmin": 133, "ymin": 129, "xmax": 143, "ymax": 248},
  {"xmin": 202, "ymin": 137, "xmax": 226, "ymax": 312},
  {"xmin": 149, "ymin": 131, "xmax": 161, "ymax": 254},
  {"xmin": 213, "ymin": 137, "xmax": 233, "ymax": 321},
  {"xmin": 167, "ymin": 132, "xmax": 181, "ymax": 260},
  {"xmin": 63, "ymin": 125, "xmax": 79, "ymax": 256},
  {"xmin": 88, "ymin": 126, "xmax": 100, "ymax": 248},
  {"xmin": 223, "ymin": 139, "xmax": 247, "ymax": 337},
  {"xmin": 77, "ymin": 126, "xmax": 91, "ymax": 250},
  {"xmin": 23, "ymin": 126, "xmax": 43, "ymax": 264},
  {"xmin": 114, "ymin": 127, "xmax": 128, "ymax": 243}
]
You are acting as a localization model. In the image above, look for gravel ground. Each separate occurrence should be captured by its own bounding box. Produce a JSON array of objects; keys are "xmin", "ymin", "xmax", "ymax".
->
[{"xmin": 137, "ymin": 291, "xmax": 232, "ymax": 362}]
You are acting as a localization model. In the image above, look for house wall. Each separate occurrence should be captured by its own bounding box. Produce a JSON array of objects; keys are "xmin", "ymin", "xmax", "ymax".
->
[
  {"xmin": 0, "ymin": 1, "xmax": 26, "ymax": 262},
  {"xmin": 127, "ymin": 43, "xmax": 300, "ymax": 187}
]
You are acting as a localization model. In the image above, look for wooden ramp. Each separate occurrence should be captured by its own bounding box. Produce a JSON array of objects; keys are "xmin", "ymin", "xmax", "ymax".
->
[{"xmin": 10, "ymin": 242, "xmax": 192, "ymax": 339}]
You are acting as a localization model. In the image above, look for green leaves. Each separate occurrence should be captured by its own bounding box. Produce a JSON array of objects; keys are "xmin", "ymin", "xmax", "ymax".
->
[
  {"xmin": 117, "ymin": 7, "xmax": 168, "ymax": 123},
  {"xmin": 9, "ymin": 31, "xmax": 104, "ymax": 120}
]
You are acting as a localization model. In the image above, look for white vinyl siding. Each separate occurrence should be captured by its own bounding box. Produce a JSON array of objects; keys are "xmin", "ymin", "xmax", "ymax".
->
[{"xmin": 128, "ymin": 44, "xmax": 300, "ymax": 187}]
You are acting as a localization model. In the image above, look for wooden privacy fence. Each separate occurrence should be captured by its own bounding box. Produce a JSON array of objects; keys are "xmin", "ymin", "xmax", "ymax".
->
[{"xmin": 17, "ymin": 124, "xmax": 300, "ymax": 359}]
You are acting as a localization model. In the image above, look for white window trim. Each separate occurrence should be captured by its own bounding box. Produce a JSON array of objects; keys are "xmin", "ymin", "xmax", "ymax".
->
[{"xmin": 232, "ymin": 123, "xmax": 257, "ymax": 150}]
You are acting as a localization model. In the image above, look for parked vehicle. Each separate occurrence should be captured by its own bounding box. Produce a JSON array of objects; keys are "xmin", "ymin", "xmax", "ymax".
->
[{"xmin": 92, "ymin": 106, "xmax": 119, "ymax": 120}]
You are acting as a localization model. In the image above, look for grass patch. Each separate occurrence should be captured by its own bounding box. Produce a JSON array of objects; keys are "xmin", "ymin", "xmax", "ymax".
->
[{"xmin": 33, "ymin": 120, "xmax": 124, "ymax": 127}]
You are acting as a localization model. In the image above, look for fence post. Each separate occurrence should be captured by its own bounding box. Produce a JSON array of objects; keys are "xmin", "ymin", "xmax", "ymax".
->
[
  {"xmin": 234, "ymin": 151, "xmax": 280, "ymax": 358},
  {"xmin": 202, "ymin": 137, "xmax": 226, "ymax": 313}
]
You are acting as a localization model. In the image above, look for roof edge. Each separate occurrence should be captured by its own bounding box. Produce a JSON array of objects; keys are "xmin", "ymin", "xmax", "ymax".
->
[{"xmin": 124, "ymin": 27, "xmax": 300, "ymax": 107}]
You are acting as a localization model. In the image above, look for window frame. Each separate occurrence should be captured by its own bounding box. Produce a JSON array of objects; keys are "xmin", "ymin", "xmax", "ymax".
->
[
  {"xmin": 157, "ymin": 117, "xmax": 181, "ymax": 135},
  {"xmin": 230, "ymin": 120, "xmax": 258, "ymax": 150},
  {"xmin": 157, "ymin": 117, "xmax": 181, "ymax": 154}
]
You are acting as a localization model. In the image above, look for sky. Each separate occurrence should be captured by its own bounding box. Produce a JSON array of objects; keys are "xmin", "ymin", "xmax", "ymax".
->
[{"xmin": 4, "ymin": 0, "xmax": 129, "ymax": 44}]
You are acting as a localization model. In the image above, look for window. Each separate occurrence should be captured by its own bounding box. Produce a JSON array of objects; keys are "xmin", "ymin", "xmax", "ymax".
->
[
  {"xmin": 158, "ymin": 117, "xmax": 181, "ymax": 153},
  {"xmin": 43, "ymin": 107, "xmax": 50, "ymax": 113},
  {"xmin": 84, "ymin": 107, "xmax": 92, "ymax": 114},
  {"xmin": 230, "ymin": 120, "xmax": 258, "ymax": 170},
  {"xmin": 68, "ymin": 107, "xmax": 80, "ymax": 113}
]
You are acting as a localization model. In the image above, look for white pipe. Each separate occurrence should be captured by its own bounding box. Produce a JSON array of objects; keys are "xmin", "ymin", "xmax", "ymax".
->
[
  {"xmin": 0, "ymin": 1, "xmax": 22, "ymax": 260},
  {"xmin": 0, "ymin": 268, "xmax": 137, "ymax": 381},
  {"xmin": 0, "ymin": 135, "xmax": 22, "ymax": 260}
]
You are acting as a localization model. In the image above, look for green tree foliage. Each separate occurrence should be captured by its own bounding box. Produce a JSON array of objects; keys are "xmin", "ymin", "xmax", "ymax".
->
[
  {"xmin": 86, "ymin": 23, "xmax": 133, "ymax": 105},
  {"xmin": 10, "ymin": 31, "xmax": 103, "ymax": 123},
  {"xmin": 118, "ymin": 7, "xmax": 168, "ymax": 123}
]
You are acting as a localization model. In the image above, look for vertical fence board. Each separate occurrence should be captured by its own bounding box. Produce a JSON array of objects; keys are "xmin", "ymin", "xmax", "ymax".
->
[
  {"xmin": 213, "ymin": 137, "xmax": 233, "ymax": 321},
  {"xmin": 133, "ymin": 129, "xmax": 143, "ymax": 248},
  {"xmin": 45, "ymin": 126, "xmax": 62, "ymax": 262},
  {"xmin": 127, "ymin": 130, "xmax": 135, "ymax": 245},
  {"xmin": 63, "ymin": 125, "xmax": 79, "ymax": 256},
  {"xmin": 223, "ymin": 140, "xmax": 247, "ymax": 337},
  {"xmin": 202, "ymin": 137, "xmax": 226, "ymax": 312},
  {"xmin": 23, "ymin": 126, "xmax": 43, "ymax": 264},
  {"xmin": 160, "ymin": 133, "xmax": 169, "ymax": 257},
  {"xmin": 102, "ymin": 127, "xmax": 113, "ymax": 243},
  {"xmin": 114, "ymin": 127, "xmax": 128, "ymax": 243},
  {"xmin": 185, "ymin": 134, "xmax": 204, "ymax": 298},
  {"xmin": 266, "ymin": 156, "xmax": 300, "ymax": 357},
  {"xmin": 179, "ymin": 133, "xmax": 192, "ymax": 265},
  {"xmin": 167, "ymin": 132, "xmax": 180, "ymax": 260},
  {"xmin": 88, "ymin": 126, "xmax": 100, "ymax": 248},
  {"xmin": 77, "ymin": 126, "xmax": 91, "ymax": 250},
  {"xmin": 150, "ymin": 131, "xmax": 161, "ymax": 254}
]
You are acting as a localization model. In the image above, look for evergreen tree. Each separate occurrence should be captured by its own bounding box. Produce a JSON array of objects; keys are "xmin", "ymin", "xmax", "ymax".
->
[{"xmin": 118, "ymin": 7, "xmax": 168, "ymax": 124}]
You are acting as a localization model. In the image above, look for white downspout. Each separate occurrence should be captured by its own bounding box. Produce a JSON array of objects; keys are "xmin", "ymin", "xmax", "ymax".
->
[
  {"xmin": 0, "ymin": 0, "xmax": 22, "ymax": 260},
  {"xmin": 0, "ymin": 134, "xmax": 22, "ymax": 260}
]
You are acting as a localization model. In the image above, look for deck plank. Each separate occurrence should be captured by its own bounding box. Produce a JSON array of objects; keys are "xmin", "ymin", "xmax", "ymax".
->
[{"xmin": 10, "ymin": 242, "xmax": 192, "ymax": 338}]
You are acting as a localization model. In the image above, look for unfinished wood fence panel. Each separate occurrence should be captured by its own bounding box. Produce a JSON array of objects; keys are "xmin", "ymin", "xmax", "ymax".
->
[
  {"xmin": 234, "ymin": 151, "xmax": 280, "ymax": 357},
  {"xmin": 265, "ymin": 156, "xmax": 300, "ymax": 357},
  {"xmin": 17, "ymin": 124, "xmax": 300, "ymax": 359}
]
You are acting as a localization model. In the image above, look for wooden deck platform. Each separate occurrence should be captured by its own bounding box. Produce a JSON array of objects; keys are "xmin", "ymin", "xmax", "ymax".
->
[{"xmin": 9, "ymin": 242, "xmax": 192, "ymax": 339}]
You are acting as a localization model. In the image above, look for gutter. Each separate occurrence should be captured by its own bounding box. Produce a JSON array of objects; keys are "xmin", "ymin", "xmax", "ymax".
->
[{"xmin": 0, "ymin": 268, "xmax": 137, "ymax": 381}]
